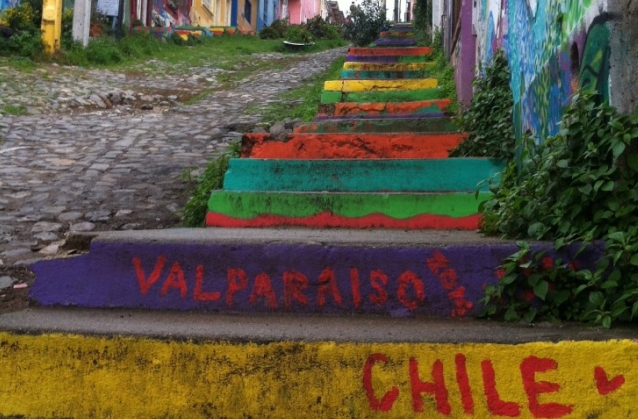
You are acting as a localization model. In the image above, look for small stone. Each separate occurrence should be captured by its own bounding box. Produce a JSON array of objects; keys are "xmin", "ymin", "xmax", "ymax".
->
[
  {"xmin": 121, "ymin": 223, "xmax": 141, "ymax": 230},
  {"xmin": 115, "ymin": 209, "xmax": 133, "ymax": 217},
  {"xmin": 33, "ymin": 232, "xmax": 59, "ymax": 241},
  {"xmin": 0, "ymin": 276, "xmax": 15, "ymax": 290},
  {"xmin": 0, "ymin": 248, "xmax": 32, "ymax": 258},
  {"xmin": 31, "ymin": 221, "xmax": 63, "ymax": 233},
  {"xmin": 166, "ymin": 203, "xmax": 180, "ymax": 212},
  {"xmin": 141, "ymin": 104, "xmax": 154, "ymax": 110},
  {"xmin": 168, "ymin": 95, "xmax": 178, "ymax": 101},
  {"xmin": 86, "ymin": 210, "xmax": 111, "ymax": 222},
  {"xmin": 39, "ymin": 243, "xmax": 60, "ymax": 255},
  {"xmin": 70, "ymin": 222, "xmax": 96, "ymax": 232},
  {"xmin": 58, "ymin": 211, "xmax": 84, "ymax": 222}
]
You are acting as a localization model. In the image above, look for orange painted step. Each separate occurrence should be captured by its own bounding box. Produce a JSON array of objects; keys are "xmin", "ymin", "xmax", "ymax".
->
[
  {"xmin": 318, "ymin": 99, "xmax": 453, "ymax": 117},
  {"xmin": 242, "ymin": 132, "xmax": 463, "ymax": 159},
  {"xmin": 348, "ymin": 47, "xmax": 431, "ymax": 56}
]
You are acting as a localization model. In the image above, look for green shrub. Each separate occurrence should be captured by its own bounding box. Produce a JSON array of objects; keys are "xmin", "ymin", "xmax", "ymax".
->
[
  {"xmin": 0, "ymin": 28, "xmax": 43, "ymax": 58},
  {"xmin": 284, "ymin": 25, "xmax": 314, "ymax": 43},
  {"xmin": 480, "ymin": 91, "xmax": 638, "ymax": 327},
  {"xmin": 259, "ymin": 19, "xmax": 289, "ymax": 39},
  {"xmin": 304, "ymin": 16, "xmax": 340, "ymax": 40},
  {"xmin": 1, "ymin": 2, "xmax": 36, "ymax": 31},
  {"xmin": 449, "ymin": 50, "xmax": 515, "ymax": 160},
  {"xmin": 341, "ymin": 0, "xmax": 388, "ymax": 47}
]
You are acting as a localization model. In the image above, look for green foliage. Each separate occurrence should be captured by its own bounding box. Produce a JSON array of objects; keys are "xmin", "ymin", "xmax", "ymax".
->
[
  {"xmin": 480, "ymin": 91, "xmax": 638, "ymax": 327},
  {"xmin": 1, "ymin": 2, "xmax": 36, "ymax": 30},
  {"xmin": 0, "ymin": 28, "xmax": 43, "ymax": 58},
  {"xmin": 412, "ymin": 0, "xmax": 432, "ymax": 45},
  {"xmin": 341, "ymin": 0, "xmax": 388, "ymax": 47},
  {"xmin": 304, "ymin": 16, "xmax": 340, "ymax": 40},
  {"xmin": 182, "ymin": 142, "xmax": 241, "ymax": 227},
  {"xmin": 426, "ymin": 32, "xmax": 457, "ymax": 114},
  {"xmin": 65, "ymin": 36, "xmax": 123, "ymax": 65},
  {"xmin": 284, "ymin": 25, "xmax": 314, "ymax": 43},
  {"xmin": 1, "ymin": 104, "xmax": 28, "ymax": 115},
  {"xmin": 450, "ymin": 49, "xmax": 514, "ymax": 160},
  {"xmin": 259, "ymin": 19, "xmax": 289, "ymax": 39}
]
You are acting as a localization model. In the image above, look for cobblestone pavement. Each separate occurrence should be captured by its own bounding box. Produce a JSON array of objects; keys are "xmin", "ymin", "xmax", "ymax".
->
[{"xmin": 0, "ymin": 46, "xmax": 347, "ymax": 303}]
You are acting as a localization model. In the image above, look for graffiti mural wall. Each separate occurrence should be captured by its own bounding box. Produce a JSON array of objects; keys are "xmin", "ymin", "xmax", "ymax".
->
[{"xmin": 474, "ymin": 0, "xmax": 617, "ymax": 141}]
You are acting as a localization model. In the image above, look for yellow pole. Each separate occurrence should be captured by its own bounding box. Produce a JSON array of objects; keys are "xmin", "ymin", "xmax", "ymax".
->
[{"xmin": 41, "ymin": 0, "xmax": 63, "ymax": 54}]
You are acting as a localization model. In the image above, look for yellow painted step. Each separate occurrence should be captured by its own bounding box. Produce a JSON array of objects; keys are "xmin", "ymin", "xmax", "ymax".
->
[{"xmin": 324, "ymin": 79, "xmax": 438, "ymax": 92}]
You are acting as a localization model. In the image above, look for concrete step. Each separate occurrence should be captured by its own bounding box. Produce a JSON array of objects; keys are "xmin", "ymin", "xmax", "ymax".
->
[
  {"xmin": 206, "ymin": 191, "xmax": 489, "ymax": 229},
  {"xmin": 324, "ymin": 79, "xmax": 438, "ymax": 93},
  {"xmin": 348, "ymin": 46, "xmax": 431, "ymax": 56},
  {"xmin": 316, "ymin": 99, "xmax": 453, "ymax": 118},
  {"xmin": 341, "ymin": 69, "xmax": 427, "ymax": 79},
  {"xmin": 293, "ymin": 117, "xmax": 457, "ymax": 134},
  {"xmin": 320, "ymin": 88, "xmax": 443, "ymax": 104},
  {"xmin": 24, "ymin": 229, "xmax": 536, "ymax": 314},
  {"xmin": 1, "ymin": 307, "xmax": 634, "ymax": 418},
  {"xmin": 343, "ymin": 61, "xmax": 433, "ymax": 71},
  {"xmin": 379, "ymin": 30, "xmax": 415, "ymax": 38},
  {"xmin": 345, "ymin": 54, "xmax": 429, "ymax": 63},
  {"xmin": 374, "ymin": 38, "xmax": 416, "ymax": 47},
  {"xmin": 222, "ymin": 158, "xmax": 503, "ymax": 192},
  {"xmin": 241, "ymin": 132, "xmax": 462, "ymax": 159}
]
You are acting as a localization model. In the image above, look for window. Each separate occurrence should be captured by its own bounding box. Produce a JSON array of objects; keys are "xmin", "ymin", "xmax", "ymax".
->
[
  {"xmin": 244, "ymin": 0, "xmax": 252, "ymax": 23},
  {"xmin": 203, "ymin": 0, "xmax": 213, "ymax": 13}
]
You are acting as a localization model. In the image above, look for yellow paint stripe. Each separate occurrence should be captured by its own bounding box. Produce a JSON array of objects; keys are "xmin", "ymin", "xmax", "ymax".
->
[
  {"xmin": 342, "ymin": 62, "xmax": 433, "ymax": 71},
  {"xmin": 324, "ymin": 79, "xmax": 438, "ymax": 92},
  {"xmin": 0, "ymin": 332, "xmax": 637, "ymax": 419}
]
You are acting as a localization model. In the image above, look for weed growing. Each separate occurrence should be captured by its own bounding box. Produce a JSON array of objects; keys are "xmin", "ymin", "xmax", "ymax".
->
[{"xmin": 1, "ymin": 104, "xmax": 28, "ymax": 116}]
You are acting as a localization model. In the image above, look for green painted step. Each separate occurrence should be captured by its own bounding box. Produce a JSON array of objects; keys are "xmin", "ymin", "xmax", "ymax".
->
[
  {"xmin": 341, "ymin": 70, "xmax": 427, "ymax": 79},
  {"xmin": 222, "ymin": 159, "xmax": 503, "ymax": 192},
  {"xmin": 208, "ymin": 191, "xmax": 490, "ymax": 219},
  {"xmin": 293, "ymin": 118, "xmax": 457, "ymax": 134},
  {"xmin": 321, "ymin": 88, "xmax": 444, "ymax": 104}
]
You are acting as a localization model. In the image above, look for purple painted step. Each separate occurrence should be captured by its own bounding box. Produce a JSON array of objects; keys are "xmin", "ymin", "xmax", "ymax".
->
[
  {"xmin": 374, "ymin": 38, "xmax": 416, "ymax": 46},
  {"xmin": 30, "ymin": 229, "xmax": 601, "ymax": 318}
]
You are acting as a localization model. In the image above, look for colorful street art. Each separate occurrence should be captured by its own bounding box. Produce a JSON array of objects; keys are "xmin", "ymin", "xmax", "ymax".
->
[
  {"xmin": 1, "ymin": 333, "xmax": 637, "ymax": 418},
  {"xmin": 475, "ymin": 0, "xmax": 613, "ymax": 141},
  {"xmin": 0, "ymin": 0, "xmax": 18, "ymax": 12}
]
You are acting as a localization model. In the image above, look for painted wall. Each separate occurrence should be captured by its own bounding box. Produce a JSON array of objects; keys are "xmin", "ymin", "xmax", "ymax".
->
[
  {"xmin": 1, "ymin": 332, "xmax": 637, "ymax": 418},
  {"xmin": 280, "ymin": 0, "xmax": 317, "ymax": 24},
  {"xmin": 0, "ymin": 0, "xmax": 18, "ymax": 12},
  {"xmin": 236, "ymin": 0, "xmax": 257, "ymax": 32},
  {"xmin": 451, "ymin": 0, "xmax": 475, "ymax": 110},
  {"xmin": 190, "ymin": 0, "xmax": 215, "ymax": 27},
  {"xmin": 472, "ymin": 0, "xmax": 637, "ymax": 141},
  {"xmin": 152, "ymin": 0, "xmax": 192, "ymax": 26}
]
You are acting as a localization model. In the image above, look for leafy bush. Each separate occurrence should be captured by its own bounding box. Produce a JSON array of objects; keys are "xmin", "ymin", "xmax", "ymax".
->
[
  {"xmin": 304, "ymin": 16, "xmax": 340, "ymax": 40},
  {"xmin": 449, "ymin": 49, "xmax": 514, "ymax": 160},
  {"xmin": 259, "ymin": 19, "xmax": 289, "ymax": 39},
  {"xmin": 412, "ymin": 0, "xmax": 432, "ymax": 45},
  {"xmin": 1, "ymin": 2, "xmax": 36, "ymax": 31},
  {"xmin": 341, "ymin": 0, "xmax": 388, "ymax": 47},
  {"xmin": 0, "ymin": 27, "xmax": 43, "ymax": 57},
  {"xmin": 480, "ymin": 91, "xmax": 638, "ymax": 327},
  {"xmin": 284, "ymin": 25, "xmax": 314, "ymax": 43}
]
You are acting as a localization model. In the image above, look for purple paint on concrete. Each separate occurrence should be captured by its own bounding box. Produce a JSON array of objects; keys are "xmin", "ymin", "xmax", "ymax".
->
[
  {"xmin": 374, "ymin": 38, "xmax": 416, "ymax": 46},
  {"xmin": 346, "ymin": 55, "xmax": 400, "ymax": 63},
  {"xmin": 313, "ymin": 113, "xmax": 446, "ymax": 121},
  {"xmin": 30, "ymin": 241, "xmax": 603, "ymax": 317},
  {"xmin": 454, "ymin": 0, "xmax": 477, "ymax": 109}
]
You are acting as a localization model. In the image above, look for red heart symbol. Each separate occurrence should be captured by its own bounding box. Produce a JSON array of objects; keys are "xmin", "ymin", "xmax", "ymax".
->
[{"xmin": 595, "ymin": 366, "xmax": 625, "ymax": 395}]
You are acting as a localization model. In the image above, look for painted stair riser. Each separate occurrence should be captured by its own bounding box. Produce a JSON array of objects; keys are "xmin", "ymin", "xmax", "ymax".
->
[
  {"xmin": 374, "ymin": 38, "xmax": 416, "ymax": 46},
  {"xmin": 342, "ymin": 62, "xmax": 433, "ymax": 71},
  {"xmin": 293, "ymin": 118, "xmax": 457, "ymax": 134},
  {"xmin": 345, "ymin": 55, "xmax": 429, "ymax": 63},
  {"xmin": 324, "ymin": 79, "xmax": 438, "ymax": 93},
  {"xmin": 222, "ymin": 159, "xmax": 503, "ymax": 192},
  {"xmin": 348, "ymin": 47, "xmax": 430, "ymax": 56},
  {"xmin": 318, "ymin": 99, "xmax": 453, "ymax": 117},
  {"xmin": 5, "ymin": 333, "xmax": 635, "ymax": 419},
  {"xmin": 321, "ymin": 89, "xmax": 443, "ymax": 104},
  {"xmin": 30, "ymin": 240, "xmax": 599, "ymax": 316},
  {"xmin": 206, "ymin": 191, "xmax": 486, "ymax": 229},
  {"xmin": 313, "ymin": 113, "xmax": 446, "ymax": 121},
  {"xmin": 379, "ymin": 31, "xmax": 414, "ymax": 37},
  {"xmin": 341, "ymin": 70, "xmax": 427, "ymax": 79},
  {"xmin": 242, "ymin": 133, "xmax": 462, "ymax": 159}
]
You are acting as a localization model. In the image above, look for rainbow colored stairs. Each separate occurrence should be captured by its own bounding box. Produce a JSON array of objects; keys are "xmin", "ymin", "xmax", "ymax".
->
[{"xmin": 206, "ymin": 26, "xmax": 503, "ymax": 230}]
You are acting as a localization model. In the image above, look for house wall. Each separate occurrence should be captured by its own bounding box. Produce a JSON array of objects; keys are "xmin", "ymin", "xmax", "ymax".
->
[
  {"xmin": 451, "ymin": 0, "xmax": 475, "ymax": 110},
  {"xmin": 237, "ymin": 0, "xmax": 257, "ymax": 32},
  {"xmin": 472, "ymin": 0, "xmax": 637, "ymax": 141},
  {"xmin": 190, "ymin": 0, "xmax": 215, "ymax": 27}
]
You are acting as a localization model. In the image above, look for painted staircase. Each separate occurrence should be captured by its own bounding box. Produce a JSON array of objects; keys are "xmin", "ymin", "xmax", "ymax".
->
[
  {"xmin": 1, "ymin": 24, "xmax": 636, "ymax": 419},
  {"xmin": 205, "ymin": 32, "xmax": 503, "ymax": 230}
]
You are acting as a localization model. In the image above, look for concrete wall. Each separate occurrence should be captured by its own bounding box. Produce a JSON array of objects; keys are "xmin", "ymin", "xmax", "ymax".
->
[
  {"xmin": 472, "ymin": 0, "xmax": 637, "ymax": 141},
  {"xmin": 451, "ymin": 0, "xmax": 475, "ymax": 110}
]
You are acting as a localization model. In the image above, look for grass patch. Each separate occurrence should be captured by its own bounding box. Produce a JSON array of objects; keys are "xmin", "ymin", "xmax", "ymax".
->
[
  {"xmin": 249, "ymin": 56, "xmax": 345, "ymax": 123},
  {"xmin": 1, "ymin": 57, "xmax": 37, "ymax": 72},
  {"xmin": 1, "ymin": 104, "xmax": 28, "ymax": 115},
  {"xmin": 182, "ymin": 141, "xmax": 241, "ymax": 227}
]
